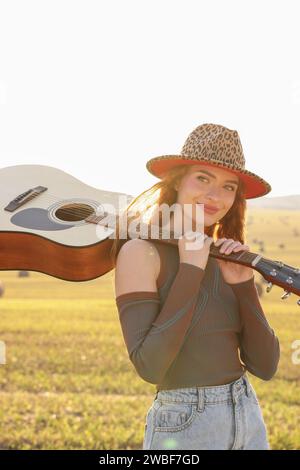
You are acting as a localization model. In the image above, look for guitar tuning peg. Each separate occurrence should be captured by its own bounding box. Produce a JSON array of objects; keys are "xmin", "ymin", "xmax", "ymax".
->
[
  {"xmin": 266, "ymin": 282, "xmax": 273, "ymax": 293},
  {"xmin": 281, "ymin": 290, "xmax": 291, "ymax": 300},
  {"xmin": 297, "ymin": 299, "xmax": 300, "ymax": 306}
]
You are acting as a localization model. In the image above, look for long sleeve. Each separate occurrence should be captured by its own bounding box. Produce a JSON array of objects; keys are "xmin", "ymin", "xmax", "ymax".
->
[
  {"xmin": 227, "ymin": 276, "xmax": 280, "ymax": 380},
  {"xmin": 115, "ymin": 262, "xmax": 205, "ymax": 384}
]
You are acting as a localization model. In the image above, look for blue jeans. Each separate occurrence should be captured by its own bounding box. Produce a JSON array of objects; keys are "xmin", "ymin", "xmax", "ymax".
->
[{"xmin": 143, "ymin": 373, "xmax": 270, "ymax": 450}]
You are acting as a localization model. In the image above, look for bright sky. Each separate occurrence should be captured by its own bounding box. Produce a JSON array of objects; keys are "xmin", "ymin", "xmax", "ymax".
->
[{"xmin": 0, "ymin": 0, "xmax": 299, "ymax": 200}]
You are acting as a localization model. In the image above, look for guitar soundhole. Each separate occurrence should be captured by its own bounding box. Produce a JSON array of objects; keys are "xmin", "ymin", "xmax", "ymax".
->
[{"xmin": 55, "ymin": 203, "xmax": 95, "ymax": 222}]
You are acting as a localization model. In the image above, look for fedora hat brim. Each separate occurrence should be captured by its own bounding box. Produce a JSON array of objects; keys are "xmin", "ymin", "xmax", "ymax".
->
[{"xmin": 146, "ymin": 156, "xmax": 271, "ymax": 200}]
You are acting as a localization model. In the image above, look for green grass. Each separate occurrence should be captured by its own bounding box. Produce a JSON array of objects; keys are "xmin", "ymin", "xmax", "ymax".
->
[{"xmin": 0, "ymin": 208, "xmax": 300, "ymax": 449}]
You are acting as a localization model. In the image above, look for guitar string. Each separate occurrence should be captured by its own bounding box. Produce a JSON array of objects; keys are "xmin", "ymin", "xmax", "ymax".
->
[
  {"xmin": 7, "ymin": 191, "xmax": 142, "ymax": 220},
  {"xmin": 6, "ymin": 192, "xmax": 257, "ymax": 263},
  {"xmin": 8, "ymin": 191, "xmax": 185, "ymax": 239},
  {"xmin": 7, "ymin": 195, "xmax": 222, "ymax": 246},
  {"xmin": 8, "ymin": 193, "xmax": 126, "ymax": 221},
  {"xmin": 9, "ymin": 192, "xmax": 200, "ymax": 240},
  {"xmin": 8, "ymin": 191, "xmax": 212, "ymax": 227},
  {"xmin": 24, "ymin": 194, "xmax": 178, "ymax": 236},
  {"xmin": 10, "ymin": 192, "xmax": 190, "ymax": 235},
  {"xmin": 13, "ymin": 200, "xmax": 208, "ymax": 232}
]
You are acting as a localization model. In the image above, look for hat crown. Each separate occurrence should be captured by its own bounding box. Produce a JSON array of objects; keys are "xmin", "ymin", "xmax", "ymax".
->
[
  {"xmin": 145, "ymin": 122, "xmax": 272, "ymax": 199},
  {"xmin": 180, "ymin": 123, "xmax": 246, "ymax": 170}
]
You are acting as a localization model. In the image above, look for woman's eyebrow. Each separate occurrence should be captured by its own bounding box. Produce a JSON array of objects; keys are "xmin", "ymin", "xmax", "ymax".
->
[{"xmin": 195, "ymin": 169, "xmax": 239, "ymax": 185}]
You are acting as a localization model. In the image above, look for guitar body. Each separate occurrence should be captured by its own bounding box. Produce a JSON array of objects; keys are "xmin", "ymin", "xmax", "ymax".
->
[{"xmin": 0, "ymin": 164, "xmax": 128, "ymax": 281}]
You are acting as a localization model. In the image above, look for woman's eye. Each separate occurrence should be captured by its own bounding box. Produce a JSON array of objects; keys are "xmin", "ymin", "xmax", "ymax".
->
[{"xmin": 197, "ymin": 176, "xmax": 235, "ymax": 192}]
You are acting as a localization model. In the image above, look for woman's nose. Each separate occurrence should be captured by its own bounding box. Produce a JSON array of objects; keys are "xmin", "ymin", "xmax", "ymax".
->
[{"xmin": 205, "ymin": 187, "xmax": 222, "ymax": 200}]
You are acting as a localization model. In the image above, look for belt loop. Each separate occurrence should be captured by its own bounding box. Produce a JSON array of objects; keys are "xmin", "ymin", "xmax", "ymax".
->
[
  {"xmin": 231, "ymin": 382, "xmax": 237, "ymax": 403},
  {"xmin": 197, "ymin": 387, "xmax": 205, "ymax": 412}
]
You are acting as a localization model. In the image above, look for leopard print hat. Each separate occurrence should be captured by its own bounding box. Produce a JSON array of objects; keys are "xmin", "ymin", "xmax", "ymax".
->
[{"xmin": 146, "ymin": 123, "xmax": 271, "ymax": 199}]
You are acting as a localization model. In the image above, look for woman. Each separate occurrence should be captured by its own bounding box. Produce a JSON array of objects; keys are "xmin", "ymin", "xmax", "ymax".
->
[{"xmin": 111, "ymin": 123, "xmax": 280, "ymax": 450}]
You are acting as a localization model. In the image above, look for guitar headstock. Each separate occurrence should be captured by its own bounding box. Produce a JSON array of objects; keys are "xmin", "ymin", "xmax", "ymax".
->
[{"xmin": 255, "ymin": 257, "xmax": 300, "ymax": 305}]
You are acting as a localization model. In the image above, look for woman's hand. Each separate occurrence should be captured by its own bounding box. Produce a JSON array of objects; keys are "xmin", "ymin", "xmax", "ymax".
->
[
  {"xmin": 179, "ymin": 231, "xmax": 214, "ymax": 270},
  {"xmin": 214, "ymin": 238, "xmax": 254, "ymax": 285}
]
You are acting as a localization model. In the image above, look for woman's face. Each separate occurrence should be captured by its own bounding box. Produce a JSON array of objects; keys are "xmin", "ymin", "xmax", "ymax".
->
[{"xmin": 174, "ymin": 164, "xmax": 239, "ymax": 228}]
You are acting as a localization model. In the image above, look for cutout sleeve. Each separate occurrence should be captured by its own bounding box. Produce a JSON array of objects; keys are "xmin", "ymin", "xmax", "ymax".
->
[{"xmin": 115, "ymin": 262, "xmax": 205, "ymax": 384}]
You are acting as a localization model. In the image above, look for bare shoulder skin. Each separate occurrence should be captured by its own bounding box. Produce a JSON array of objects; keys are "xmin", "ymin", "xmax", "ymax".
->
[{"xmin": 114, "ymin": 238, "xmax": 161, "ymax": 297}]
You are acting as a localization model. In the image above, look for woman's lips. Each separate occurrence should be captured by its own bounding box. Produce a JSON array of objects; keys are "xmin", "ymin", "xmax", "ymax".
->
[
  {"xmin": 203, "ymin": 205, "xmax": 219, "ymax": 215},
  {"xmin": 195, "ymin": 202, "xmax": 219, "ymax": 215}
]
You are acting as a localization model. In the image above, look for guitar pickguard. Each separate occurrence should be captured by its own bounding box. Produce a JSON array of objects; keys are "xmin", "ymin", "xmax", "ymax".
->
[{"xmin": 11, "ymin": 208, "xmax": 74, "ymax": 231}]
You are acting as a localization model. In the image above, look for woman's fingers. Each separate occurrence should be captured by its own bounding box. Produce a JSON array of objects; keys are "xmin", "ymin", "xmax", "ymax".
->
[
  {"xmin": 221, "ymin": 241, "xmax": 238, "ymax": 254},
  {"xmin": 218, "ymin": 239, "xmax": 235, "ymax": 253},
  {"xmin": 215, "ymin": 238, "xmax": 250, "ymax": 255},
  {"xmin": 214, "ymin": 238, "xmax": 226, "ymax": 246},
  {"xmin": 233, "ymin": 244, "xmax": 250, "ymax": 252}
]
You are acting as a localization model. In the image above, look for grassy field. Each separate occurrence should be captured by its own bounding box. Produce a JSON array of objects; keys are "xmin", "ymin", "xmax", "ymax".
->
[{"xmin": 0, "ymin": 208, "xmax": 300, "ymax": 450}]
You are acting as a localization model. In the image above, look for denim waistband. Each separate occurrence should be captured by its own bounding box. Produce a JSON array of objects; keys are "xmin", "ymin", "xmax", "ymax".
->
[{"xmin": 155, "ymin": 373, "xmax": 251, "ymax": 410}]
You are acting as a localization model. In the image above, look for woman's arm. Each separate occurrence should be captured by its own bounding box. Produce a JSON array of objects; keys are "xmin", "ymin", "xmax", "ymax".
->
[
  {"xmin": 227, "ymin": 276, "xmax": 280, "ymax": 380},
  {"xmin": 115, "ymin": 239, "xmax": 205, "ymax": 384}
]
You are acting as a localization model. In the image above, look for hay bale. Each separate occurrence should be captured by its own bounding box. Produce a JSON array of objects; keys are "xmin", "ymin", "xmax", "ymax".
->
[
  {"xmin": 255, "ymin": 281, "xmax": 263, "ymax": 298},
  {"xmin": 0, "ymin": 280, "xmax": 5, "ymax": 297},
  {"xmin": 18, "ymin": 271, "xmax": 30, "ymax": 277}
]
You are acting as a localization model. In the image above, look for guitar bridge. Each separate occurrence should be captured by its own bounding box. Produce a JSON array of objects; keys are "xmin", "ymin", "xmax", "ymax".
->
[{"xmin": 4, "ymin": 186, "xmax": 48, "ymax": 212}]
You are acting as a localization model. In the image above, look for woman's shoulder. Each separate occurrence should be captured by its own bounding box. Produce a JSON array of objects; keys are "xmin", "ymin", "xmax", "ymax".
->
[
  {"xmin": 116, "ymin": 238, "xmax": 161, "ymax": 280},
  {"xmin": 114, "ymin": 238, "xmax": 166, "ymax": 297},
  {"xmin": 116, "ymin": 238, "xmax": 178, "ymax": 289}
]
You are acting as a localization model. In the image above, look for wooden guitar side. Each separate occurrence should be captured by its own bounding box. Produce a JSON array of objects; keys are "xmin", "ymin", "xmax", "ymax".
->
[{"xmin": 0, "ymin": 232, "xmax": 114, "ymax": 282}]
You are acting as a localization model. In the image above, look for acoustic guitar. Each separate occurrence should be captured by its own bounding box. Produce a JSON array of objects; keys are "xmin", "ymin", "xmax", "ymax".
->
[
  {"xmin": 0, "ymin": 164, "xmax": 299, "ymax": 305},
  {"xmin": 0, "ymin": 164, "xmax": 130, "ymax": 281}
]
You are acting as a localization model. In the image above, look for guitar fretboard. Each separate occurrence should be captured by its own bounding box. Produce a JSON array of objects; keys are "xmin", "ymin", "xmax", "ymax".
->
[{"xmin": 85, "ymin": 212, "xmax": 259, "ymax": 266}]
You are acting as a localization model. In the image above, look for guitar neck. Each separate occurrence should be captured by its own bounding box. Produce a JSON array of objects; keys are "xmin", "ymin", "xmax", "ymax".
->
[
  {"xmin": 87, "ymin": 211, "xmax": 261, "ymax": 268},
  {"xmin": 87, "ymin": 211, "xmax": 300, "ymax": 297},
  {"xmin": 148, "ymin": 236, "xmax": 261, "ymax": 267}
]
